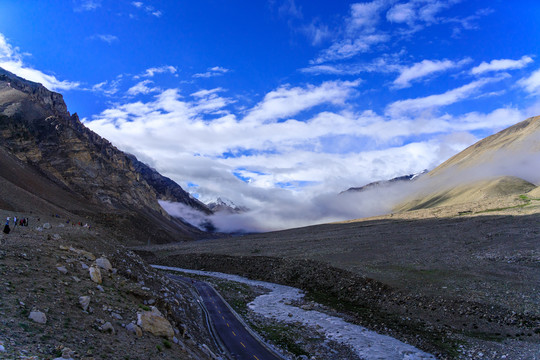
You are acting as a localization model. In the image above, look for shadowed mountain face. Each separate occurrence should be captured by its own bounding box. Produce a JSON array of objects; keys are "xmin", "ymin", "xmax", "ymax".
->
[{"xmin": 0, "ymin": 67, "xmax": 211, "ymax": 243}]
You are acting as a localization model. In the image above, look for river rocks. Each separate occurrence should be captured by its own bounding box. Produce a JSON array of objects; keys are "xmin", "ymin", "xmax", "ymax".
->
[
  {"xmin": 96, "ymin": 257, "xmax": 112, "ymax": 272},
  {"xmin": 137, "ymin": 306, "xmax": 174, "ymax": 339},
  {"xmin": 89, "ymin": 265, "xmax": 102, "ymax": 284},
  {"xmin": 126, "ymin": 323, "xmax": 143, "ymax": 337},
  {"xmin": 29, "ymin": 310, "xmax": 47, "ymax": 324},
  {"xmin": 79, "ymin": 296, "xmax": 91, "ymax": 311}
]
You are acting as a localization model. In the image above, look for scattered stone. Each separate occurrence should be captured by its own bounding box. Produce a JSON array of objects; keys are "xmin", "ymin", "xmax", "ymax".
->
[
  {"xmin": 137, "ymin": 306, "xmax": 174, "ymax": 339},
  {"xmin": 81, "ymin": 262, "xmax": 89, "ymax": 270},
  {"xmin": 126, "ymin": 322, "xmax": 143, "ymax": 337},
  {"xmin": 79, "ymin": 296, "xmax": 91, "ymax": 312},
  {"xmin": 28, "ymin": 310, "xmax": 47, "ymax": 324},
  {"xmin": 72, "ymin": 276, "xmax": 81, "ymax": 283},
  {"xmin": 96, "ymin": 256, "xmax": 113, "ymax": 271},
  {"xmin": 43, "ymin": 223, "xmax": 52, "ymax": 229},
  {"xmin": 100, "ymin": 321, "xmax": 115, "ymax": 334},
  {"xmin": 56, "ymin": 266, "xmax": 68, "ymax": 274},
  {"xmin": 111, "ymin": 312, "xmax": 123, "ymax": 320},
  {"xmin": 89, "ymin": 265, "xmax": 102, "ymax": 284}
]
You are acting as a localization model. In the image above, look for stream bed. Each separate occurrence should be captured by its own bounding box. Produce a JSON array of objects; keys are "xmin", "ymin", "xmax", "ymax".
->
[{"xmin": 153, "ymin": 265, "xmax": 437, "ymax": 360}]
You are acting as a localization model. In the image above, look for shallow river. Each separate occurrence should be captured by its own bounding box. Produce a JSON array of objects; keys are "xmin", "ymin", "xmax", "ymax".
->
[{"xmin": 153, "ymin": 265, "xmax": 436, "ymax": 360}]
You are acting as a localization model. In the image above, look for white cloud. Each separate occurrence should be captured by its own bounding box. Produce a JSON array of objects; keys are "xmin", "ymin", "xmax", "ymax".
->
[
  {"xmin": 193, "ymin": 66, "xmax": 230, "ymax": 78},
  {"xmin": 135, "ymin": 65, "xmax": 177, "ymax": 79},
  {"xmin": 89, "ymin": 34, "xmax": 119, "ymax": 44},
  {"xmin": 243, "ymin": 80, "xmax": 360, "ymax": 124},
  {"xmin": 82, "ymin": 75, "xmax": 529, "ymax": 231},
  {"xmin": 386, "ymin": 2, "xmax": 416, "ymax": 25},
  {"xmin": 91, "ymin": 79, "xmax": 121, "ymax": 95},
  {"xmin": 130, "ymin": 2, "xmax": 163, "ymax": 17},
  {"xmin": 519, "ymin": 68, "xmax": 540, "ymax": 95},
  {"xmin": 471, "ymin": 55, "xmax": 534, "ymax": 75},
  {"xmin": 302, "ymin": 21, "xmax": 331, "ymax": 46},
  {"xmin": 0, "ymin": 33, "xmax": 79, "ymax": 91},
  {"xmin": 386, "ymin": 76, "xmax": 504, "ymax": 117},
  {"xmin": 314, "ymin": 34, "xmax": 389, "ymax": 64},
  {"xmin": 348, "ymin": 1, "xmax": 387, "ymax": 32},
  {"xmin": 127, "ymin": 80, "xmax": 161, "ymax": 96},
  {"xmin": 74, "ymin": 0, "xmax": 102, "ymax": 12},
  {"xmin": 393, "ymin": 58, "xmax": 470, "ymax": 88}
]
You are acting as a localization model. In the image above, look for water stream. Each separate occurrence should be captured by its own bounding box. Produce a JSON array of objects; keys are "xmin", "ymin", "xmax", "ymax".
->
[{"xmin": 153, "ymin": 265, "xmax": 437, "ymax": 360}]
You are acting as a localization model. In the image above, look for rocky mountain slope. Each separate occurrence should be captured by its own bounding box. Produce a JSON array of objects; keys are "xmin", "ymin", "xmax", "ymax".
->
[
  {"xmin": 396, "ymin": 116, "xmax": 540, "ymax": 212},
  {"xmin": 342, "ymin": 170, "xmax": 427, "ymax": 194},
  {"xmin": 0, "ymin": 67, "xmax": 212, "ymax": 244},
  {"xmin": 206, "ymin": 197, "xmax": 248, "ymax": 214}
]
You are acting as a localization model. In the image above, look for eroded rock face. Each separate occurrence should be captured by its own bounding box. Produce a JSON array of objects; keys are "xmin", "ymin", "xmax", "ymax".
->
[
  {"xmin": 137, "ymin": 306, "xmax": 174, "ymax": 339},
  {"xmin": 0, "ymin": 67, "xmax": 212, "ymax": 243}
]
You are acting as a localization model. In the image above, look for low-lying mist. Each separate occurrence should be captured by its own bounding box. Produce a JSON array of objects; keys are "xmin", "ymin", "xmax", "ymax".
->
[{"xmin": 159, "ymin": 145, "xmax": 540, "ymax": 234}]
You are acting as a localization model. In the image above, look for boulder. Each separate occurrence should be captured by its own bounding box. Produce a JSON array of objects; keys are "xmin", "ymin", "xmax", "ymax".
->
[
  {"xmin": 29, "ymin": 310, "xmax": 47, "ymax": 324},
  {"xmin": 95, "ymin": 257, "xmax": 112, "ymax": 271},
  {"xmin": 89, "ymin": 265, "xmax": 102, "ymax": 284},
  {"xmin": 100, "ymin": 321, "xmax": 115, "ymax": 334},
  {"xmin": 126, "ymin": 322, "xmax": 143, "ymax": 337},
  {"xmin": 137, "ymin": 306, "xmax": 174, "ymax": 339}
]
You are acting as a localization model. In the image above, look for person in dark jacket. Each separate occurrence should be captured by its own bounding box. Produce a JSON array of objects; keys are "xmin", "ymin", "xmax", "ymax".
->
[{"xmin": 3, "ymin": 218, "xmax": 10, "ymax": 234}]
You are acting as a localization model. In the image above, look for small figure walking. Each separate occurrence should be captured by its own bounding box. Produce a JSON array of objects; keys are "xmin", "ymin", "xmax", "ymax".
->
[{"xmin": 3, "ymin": 218, "xmax": 10, "ymax": 234}]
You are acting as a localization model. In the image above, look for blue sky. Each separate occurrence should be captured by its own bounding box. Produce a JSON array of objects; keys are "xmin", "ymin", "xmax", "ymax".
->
[{"xmin": 1, "ymin": 0, "xmax": 540, "ymax": 230}]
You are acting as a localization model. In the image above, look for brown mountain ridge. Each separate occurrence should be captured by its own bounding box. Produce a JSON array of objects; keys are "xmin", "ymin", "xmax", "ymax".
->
[{"xmin": 0, "ymin": 67, "xmax": 211, "ymax": 244}]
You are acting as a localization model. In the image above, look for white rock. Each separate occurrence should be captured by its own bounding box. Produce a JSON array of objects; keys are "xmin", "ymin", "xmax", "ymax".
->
[
  {"xmin": 29, "ymin": 310, "xmax": 47, "ymax": 324},
  {"xmin": 79, "ymin": 296, "xmax": 91, "ymax": 311},
  {"xmin": 96, "ymin": 257, "xmax": 113, "ymax": 271},
  {"xmin": 89, "ymin": 265, "xmax": 102, "ymax": 284}
]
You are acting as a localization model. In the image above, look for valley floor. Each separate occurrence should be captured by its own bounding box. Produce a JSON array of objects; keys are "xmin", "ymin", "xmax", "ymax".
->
[{"xmin": 137, "ymin": 206, "xmax": 540, "ymax": 360}]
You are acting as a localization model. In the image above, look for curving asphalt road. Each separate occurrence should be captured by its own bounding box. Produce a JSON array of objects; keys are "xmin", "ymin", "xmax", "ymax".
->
[{"xmin": 169, "ymin": 274, "xmax": 283, "ymax": 360}]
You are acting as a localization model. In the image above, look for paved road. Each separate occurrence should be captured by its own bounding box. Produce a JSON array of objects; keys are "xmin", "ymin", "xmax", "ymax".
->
[{"xmin": 169, "ymin": 274, "xmax": 282, "ymax": 360}]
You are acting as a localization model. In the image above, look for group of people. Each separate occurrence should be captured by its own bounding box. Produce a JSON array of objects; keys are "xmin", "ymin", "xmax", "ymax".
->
[{"xmin": 3, "ymin": 216, "xmax": 29, "ymax": 234}]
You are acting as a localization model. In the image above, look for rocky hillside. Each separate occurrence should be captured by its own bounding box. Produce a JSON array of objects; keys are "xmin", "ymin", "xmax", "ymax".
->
[
  {"xmin": 0, "ymin": 210, "xmax": 219, "ymax": 359},
  {"xmin": 0, "ymin": 67, "xmax": 212, "ymax": 244},
  {"xmin": 396, "ymin": 116, "xmax": 540, "ymax": 212}
]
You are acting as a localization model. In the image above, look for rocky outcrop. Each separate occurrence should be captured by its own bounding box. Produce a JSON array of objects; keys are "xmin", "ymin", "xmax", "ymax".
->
[
  {"xmin": 137, "ymin": 306, "xmax": 175, "ymax": 339},
  {"xmin": 127, "ymin": 154, "xmax": 211, "ymax": 214},
  {"xmin": 0, "ymin": 67, "xmax": 211, "ymax": 243}
]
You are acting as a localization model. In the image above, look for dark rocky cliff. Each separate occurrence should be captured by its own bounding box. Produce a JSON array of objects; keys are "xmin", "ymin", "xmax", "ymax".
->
[{"xmin": 0, "ymin": 67, "xmax": 211, "ymax": 243}]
